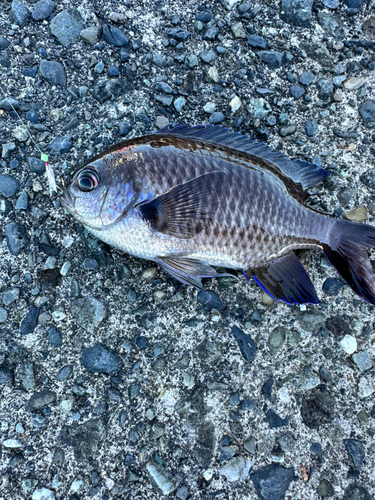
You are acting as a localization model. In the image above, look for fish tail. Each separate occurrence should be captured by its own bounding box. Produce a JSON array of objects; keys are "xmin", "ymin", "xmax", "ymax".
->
[{"xmin": 323, "ymin": 219, "xmax": 375, "ymax": 305}]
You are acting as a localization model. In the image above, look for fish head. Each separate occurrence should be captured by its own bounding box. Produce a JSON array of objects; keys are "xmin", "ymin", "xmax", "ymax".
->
[{"xmin": 62, "ymin": 155, "xmax": 138, "ymax": 230}]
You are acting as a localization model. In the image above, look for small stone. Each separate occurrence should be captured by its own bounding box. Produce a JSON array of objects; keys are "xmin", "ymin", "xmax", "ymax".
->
[
  {"xmin": 203, "ymin": 26, "xmax": 219, "ymax": 41},
  {"xmin": 118, "ymin": 121, "xmax": 132, "ymax": 136},
  {"xmin": 108, "ymin": 65, "xmax": 119, "ymax": 77},
  {"xmin": 340, "ymin": 334, "xmax": 357, "ymax": 354},
  {"xmin": 257, "ymin": 51, "xmax": 283, "ymax": 69},
  {"xmin": 12, "ymin": 0, "xmax": 30, "ymax": 26},
  {"xmin": 155, "ymin": 82, "xmax": 173, "ymax": 94},
  {"xmin": 203, "ymin": 102, "xmax": 216, "ymax": 113},
  {"xmin": 166, "ymin": 28, "xmax": 191, "ymax": 41},
  {"xmin": 232, "ymin": 325, "xmax": 256, "ymax": 363},
  {"xmin": 345, "ymin": 439, "xmax": 365, "ymax": 470},
  {"xmin": 231, "ymin": 22, "xmax": 246, "ymax": 38},
  {"xmin": 81, "ymin": 343, "xmax": 121, "ymax": 374},
  {"xmin": 26, "ymin": 389, "xmax": 56, "ymax": 411},
  {"xmin": 343, "ymin": 77, "xmax": 365, "ymax": 90},
  {"xmin": 323, "ymin": 0, "xmax": 339, "ymax": 7},
  {"xmin": 0, "ymin": 366, "xmax": 14, "ymax": 387},
  {"xmin": 229, "ymin": 95, "xmax": 241, "ymax": 113},
  {"xmin": 13, "ymin": 125, "xmax": 28, "ymax": 142},
  {"xmin": 187, "ymin": 54, "xmax": 198, "ymax": 67},
  {"xmin": 27, "ymin": 157, "xmax": 45, "ymax": 175},
  {"xmin": 248, "ymin": 98, "xmax": 271, "ymax": 119},
  {"xmin": 32, "ymin": 488, "xmax": 55, "ymax": 500},
  {"xmin": 208, "ymin": 66, "xmax": 219, "ymax": 82},
  {"xmin": 146, "ymin": 461, "xmax": 181, "ymax": 495},
  {"xmin": 0, "ymin": 308, "xmax": 8, "ymax": 323},
  {"xmin": 48, "ymin": 326, "xmax": 62, "ymax": 347},
  {"xmin": 299, "ymin": 71, "xmax": 315, "ymax": 86},
  {"xmin": 322, "ymin": 277, "xmax": 343, "ymax": 295},
  {"xmin": 251, "ymin": 464, "xmax": 294, "ymax": 500},
  {"xmin": 280, "ymin": 0, "xmax": 313, "ymax": 27},
  {"xmin": 342, "ymin": 206, "xmax": 368, "ymax": 222},
  {"xmin": 0, "ymin": 175, "xmax": 20, "ymax": 198},
  {"xmin": 80, "ymin": 26, "xmax": 100, "ymax": 46},
  {"xmin": 280, "ymin": 125, "xmax": 296, "ymax": 136},
  {"xmin": 317, "ymin": 79, "xmax": 333, "ymax": 100},
  {"xmin": 289, "ymin": 84, "xmax": 305, "ymax": 99},
  {"xmin": 6, "ymin": 223, "xmax": 29, "ymax": 256},
  {"xmin": 359, "ymin": 101, "xmax": 375, "ymax": 129},
  {"xmin": 94, "ymin": 61, "xmax": 104, "ymax": 74},
  {"xmin": 2, "ymin": 142, "xmax": 16, "ymax": 158},
  {"xmin": 2, "ymin": 287, "xmax": 20, "ymax": 306},
  {"xmin": 305, "ymin": 118, "xmax": 318, "ymax": 136},
  {"xmin": 278, "ymin": 433, "xmax": 295, "ymax": 452},
  {"xmin": 247, "ymin": 35, "xmax": 267, "ymax": 49},
  {"xmin": 50, "ymin": 9, "xmax": 83, "ymax": 48},
  {"xmin": 219, "ymin": 456, "xmax": 251, "ymax": 482},
  {"xmin": 197, "ymin": 290, "xmax": 223, "ymax": 310},
  {"xmin": 39, "ymin": 60, "xmax": 66, "ymax": 87},
  {"xmin": 358, "ymin": 376, "xmax": 374, "ymax": 398},
  {"xmin": 174, "ymin": 97, "xmax": 186, "ymax": 112},
  {"xmin": 209, "ymin": 112, "xmax": 224, "ymax": 124},
  {"xmin": 3, "ymin": 439, "xmax": 22, "ymax": 448},
  {"xmin": 49, "ymin": 136, "xmax": 72, "ymax": 155},
  {"xmin": 199, "ymin": 50, "xmax": 217, "ymax": 64},
  {"xmin": 71, "ymin": 297, "xmax": 106, "ymax": 333},
  {"xmin": 317, "ymin": 479, "xmax": 334, "ymax": 497},
  {"xmin": 352, "ymin": 351, "xmax": 372, "ymax": 372},
  {"xmin": 155, "ymin": 94, "xmax": 173, "ymax": 106},
  {"xmin": 268, "ymin": 327, "xmax": 286, "ymax": 353},
  {"xmin": 102, "ymin": 25, "xmax": 129, "ymax": 47},
  {"xmin": 32, "ymin": 0, "xmax": 55, "ymax": 21}
]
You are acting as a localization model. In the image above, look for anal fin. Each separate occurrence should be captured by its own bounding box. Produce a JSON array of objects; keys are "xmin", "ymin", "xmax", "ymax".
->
[
  {"xmin": 249, "ymin": 252, "xmax": 319, "ymax": 305},
  {"xmin": 156, "ymin": 256, "xmax": 233, "ymax": 289}
]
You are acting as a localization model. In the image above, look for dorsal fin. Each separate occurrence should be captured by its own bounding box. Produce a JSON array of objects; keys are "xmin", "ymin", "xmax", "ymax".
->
[{"xmin": 156, "ymin": 124, "xmax": 330, "ymax": 190}]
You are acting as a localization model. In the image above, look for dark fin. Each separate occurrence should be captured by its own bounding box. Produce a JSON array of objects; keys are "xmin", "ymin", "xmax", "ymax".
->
[
  {"xmin": 138, "ymin": 171, "xmax": 226, "ymax": 239},
  {"xmin": 156, "ymin": 256, "xmax": 233, "ymax": 289},
  {"xmin": 250, "ymin": 253, "xmax": 319, "ymax": 305},
  {"xmin": 323, "ymin": 219, "xmax": 375, "ymax": 305},
  {"xmin": 156, "ymin": 124, "xmax": 330, "ymax": 190}
]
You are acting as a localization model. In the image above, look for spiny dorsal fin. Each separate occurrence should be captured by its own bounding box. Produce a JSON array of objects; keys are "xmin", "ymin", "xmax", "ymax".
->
[{"xmin": 157, "ymin": 124, "xmax": 330, "ymax": 190}]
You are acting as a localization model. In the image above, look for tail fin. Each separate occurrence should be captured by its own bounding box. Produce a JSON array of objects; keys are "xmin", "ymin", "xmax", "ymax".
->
[{"xmin": 323, "ymin": 219, "xmax": 375, "ymax": 305}]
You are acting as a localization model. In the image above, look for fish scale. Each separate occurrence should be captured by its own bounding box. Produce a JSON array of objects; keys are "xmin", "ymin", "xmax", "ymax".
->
[{"xmin": 62, "ymin": 125, "xmax": 375, "ymax": 306}]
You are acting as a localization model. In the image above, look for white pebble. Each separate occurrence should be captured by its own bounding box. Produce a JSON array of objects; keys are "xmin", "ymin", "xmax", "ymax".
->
[
  {"xmin": 358, "ymin": 376, "xmax": 374, "ymax": 399},
  {"xmin": 32, "ymin": 487, "xmax": 55, "ymax": 500},
  {"xmin": 340, "ymin": 334, "xmax": 357, "ymax": 354},
  {"xmin": 229, "ymin": 95, "xmax": 242, "ymax": 113},
  {"xmin": 3, "ymin": 438, "xmax": 22, "ymax": 448}
]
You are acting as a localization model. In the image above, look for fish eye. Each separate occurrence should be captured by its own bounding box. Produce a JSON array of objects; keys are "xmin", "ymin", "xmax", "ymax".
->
[{"xmin": 77, "ymin": 168, "xmax": 100, "ymax": 192}]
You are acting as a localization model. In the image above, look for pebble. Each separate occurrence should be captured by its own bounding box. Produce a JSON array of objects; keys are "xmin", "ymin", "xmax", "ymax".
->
[
  {"xmin": 248, "ymin": 98, "xmax": 271, "ymax": 119},
  {"xmin": 342, "ymin": 206, "xmax": 367, "ymax": 222},
  {"xmin": 317, "ymin": 479, "xmax": 334, "ymax": 497},
  {"xmin": 26, "ymin": 389, "xmax": 56, "ymax": 411},
  {"xmin": 27, "ymin": 157, "xmax": 45, "ymax": 175},
  {"xmin": 0, "ymin": 175, "xmax": 20, "ymax": 198},
  {"xmin": 199, "ymin": 50, "xmax": 216, "ymax": 63},
  {"xmin": 278, "ymin": 433, "xmax": 295, "ymax": 452},
  {"xmin": 13, "ymin": 125, "xmax": 28, "ymax": 141},
  {"xmin": 247, "ymin": 35, "xmax": 267, "ymax": 49},
  {"xmin": 340, "ymin": 334, "xmax": 357, "ymax": 354},
  {"xmin": 2, "ymin": 287, "xmax": 20, "ymax": 306},
  {"xmin": 71, "ymin": 297, "xmax": 106, "ymax": 333},
  {"xmin": 268, "ymin": 327, "xmax": 286, "ymax": 353},
  {"xmin": 108, "ymin": 65, "xmax": 119, "ymax": 77},
  {"xmin": 203, "ymin": 26, "xmax": 219, "ymax": 41},
  {"xmin": 3, "ymin": 438, "xmax": 22, "ymax": 448},
  {"xmin": 251, "ymin": 464, "xmax": 294, "ymax": 500},
  {"xmin": 102, "ymin": 25, "xmax": 129, "ymax": 46},
  {"xmin": 359, "ymin": 101, "xmax": 375, "ymax": 128},
  {"xmin": 352, "ymin": 351, "xmax": 372, "ymax": 372},
  {"xmin": 322, "ymin": 277, "xmax": 343, "ymax": 295},
  {"xmin": 32, "ymin": 0, "xmax": 55, "ymax": 21},
  {"xmin": 32, "ymin": 488, "xmax": 55, "ymax": 500},
  {"xmin": 305, "ymin": 118, "xmax": 318, "ymax": 136},
  {"xmin": 118, "ymin": 121, "xmax": 132, "ymax": 136},
  {"xmin": 209, "ymin": 111, "xmax": 224, "ymax": 124},
  {"xmin": 11, "ymin": 0, "xmax": 30, "ymax": 26},
  {"xmin": 187, "ymin": 54, "xmax": 198, "ymax": 67},
  {"xmin": 219, "ymin": 456, "xmax": 251, "ymax": 482},
  {"xmin": 50, "ymin": 9, "xmax": 83, "ymax": 48},
  {"xmin": 48, "ymin": 326, "xmax": 62, "ymax": 347},
  {"xmin": 49, "ymin": 136, "xmax": 72, "ymax": 155},
  {"xmin": 343, "ymin": 77, "xmax": 365, "ymax": 90},
  {"xmin": 231, "ymin": 22, "xmax": 246, "ymax": 39},
  {"xmin": 281, "ymin": 0, "xmax": 313, "ymax": 27},
  {"xmin": 197, "ymin": 290, "xmax": 223, "ymax": 310},
  {"xmin": 2, "ymin": 142, "xmax": 16, "ymax": 158},
  {"xmin": 174, "ymin": 97, "xmax": 186, "ymax": 112},
  {"xmin": 166, "ymin": 28, "xmax": 191, "ymax": 41},
  {"xmin": 203, "ymin": 102, "xmax": 216, "ymax": 113},
  {"xmin": 280, "ymin": 124, "xmax": 296, "ymax": 136},
  {"xmin": 94, "ymin": 61, "xmax": 104, "ymax": 74},
  {"xmin": 81, "ymin": 343, "xmax": 121, "ymax": 374},
  {"xmin": 358, "ymin": 376, "xmax": 374, "ymax": 398},
  {"xmin": 146, "ymin": 461, "xmax": 180, "ymax": 495},
  {"xmin": 39, "ymin": 60, "xmax": 66, "ymax": 87},
  {"xmin": 229, "ymin": 95, "xmax": 241, "ymax": 113},
  {"xmin": 317, "ymin": 79, "xmax": 333, "ymax": 100},
  {"xmin": 257, "ymin": 51, "xmax": 283, "ymax": 69},
  {"xmin": 345, "ymin": 439, "xmax": 365, "ymax": 470},
  {"xmin": 323, "ymin": 0, "xmax": 339, "ymax": 7},
  {"xmin": 232, "ymin": 325, "xmax": 256, "ymax": 363},
  {"xmin": 208, "ymin": 66, "xmax": 219, "ymax": 82},
  {"xmin": 0, "ymin": 365, "xmax": 14, "ymax": 386},
  {"xmin": 6, "ymin": 223, "xmax": 29, "ymax": 255},
  {"xmin": 80, "ymin": 26, "xmax": 100, "ymax": 45}
]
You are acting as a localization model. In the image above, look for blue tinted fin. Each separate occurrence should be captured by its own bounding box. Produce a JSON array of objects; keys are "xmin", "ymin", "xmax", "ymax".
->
[
  {"xmin": 249, "ymin": 252, "xmax": 319, "ymax": 305},
  {"xmin": 156, "ymin": 124, "xmax": 330, "ymax": 190},
  {"xmin": 156, "ymin": 256, "xmax": 233, "ymax": 290}
]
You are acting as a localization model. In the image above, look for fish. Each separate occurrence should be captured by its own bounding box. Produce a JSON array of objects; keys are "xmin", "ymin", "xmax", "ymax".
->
[{"xmin": 61, "ymin": 124, "xmax": 375, "ymax": 305}]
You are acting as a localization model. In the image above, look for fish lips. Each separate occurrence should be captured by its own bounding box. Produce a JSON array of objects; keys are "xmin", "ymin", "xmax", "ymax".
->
[{"xmin": 61, "ymin": 187, "xmax": 76, "ymax": 212}]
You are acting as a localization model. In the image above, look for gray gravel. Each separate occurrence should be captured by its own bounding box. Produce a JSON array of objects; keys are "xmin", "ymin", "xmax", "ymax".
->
[{"xmin": 1, "ymin": 0, "xmax": 375, "ymax": 499}]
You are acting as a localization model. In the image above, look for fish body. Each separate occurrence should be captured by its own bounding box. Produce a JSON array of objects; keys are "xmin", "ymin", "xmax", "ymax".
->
[{"xmin": 62, "ymin": 125, "xmax": 375, "ymax": 305}]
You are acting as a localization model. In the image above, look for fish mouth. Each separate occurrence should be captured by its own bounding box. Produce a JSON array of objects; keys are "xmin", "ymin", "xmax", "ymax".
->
[{"xmin": 61, "ymin": 187, "xmax": 76, "ymax": 212}]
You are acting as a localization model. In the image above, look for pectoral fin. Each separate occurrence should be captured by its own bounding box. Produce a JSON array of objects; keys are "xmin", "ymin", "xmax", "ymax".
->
[
  {"xmin": 138, "ymin": 171, "xmax": 226, "ymax": 239},
  {"xmin": 249, "ymin": 252, "xmax": 319, "ymax": 305},
  {"xmin": 156, "ymin": 256, "xmax": 233, "ymax": 289}
]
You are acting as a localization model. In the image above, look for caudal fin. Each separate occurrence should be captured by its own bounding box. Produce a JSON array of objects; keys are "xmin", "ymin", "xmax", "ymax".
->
[{"xmin": 323, "ymin": 219, "xmax": 375, "ymax": 305}]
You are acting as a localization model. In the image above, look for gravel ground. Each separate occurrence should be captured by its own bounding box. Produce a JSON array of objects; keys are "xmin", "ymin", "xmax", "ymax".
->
[{"xmin": 1, "ymin": 0, "xmax": 375, "ymax": 499}]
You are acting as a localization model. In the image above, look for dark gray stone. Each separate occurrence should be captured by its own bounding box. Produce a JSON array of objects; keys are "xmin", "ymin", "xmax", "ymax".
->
[
  {"xmin": 317, "ymin": 479, "xmax": 334, "ymax": 497},
  {"xmin": 301, "ymin": 390, "xmax": 335, "ymax": 429},
  {"xmin": 154, "ymin": 82, "xmax": 173, "ymax": 94},
  {"xmin": 81, "ymin": 343, "xmax": 121, "ymax": 374},
  {"xmin": 209, "ymin": 112, "xmax": 225, "ymax": 124},
  {"xmin": 299, "ymin": 71, "xmax": 315, "ymax": 86},
  {"xmin": 20, "ymin": 307, "xmax": 39, "ymax": 335},
  {"xmin": 247, "ymin": 35, "xmax": 267, "ymax": 49},
  {"xmin": 345, "ymin": 439, "xmax": 365, "ymax": 470},
  {"xmin": 0, "ymin": 36, "xmax": 10, "ymax": 50},
  {"xmin": 196, "ymin": 11, "xmax": 213, "ymax": 23},
  {"xmin": 232, "ymin": 326, "xmax": 257, "ymax": 363},
  {"xmin": 343, "ymin": 484, "xmax": 371, "ymax": 500},
  {"xmin": 11, "ymin": 0, "xmax": 30, "ymax": 26},
  {"xmin": 39, "ymin": 60, "xmax": 66, "ymax": 87},
  {"xmin": 59, "ymin": 418, "xmax": 106, "ymax": 461},
  {"xmin": 199, "ymin": 49, "xmax": 217, "ymax": 63},
  {"xmin": 32, "ymin": 0, "xmax": 55, "ymax": 21},
  {"xmin": 333, "ymin": 128, "xmax": 358, "ymax": 139},
  {"xmin": 251, "ymin": 464, "xmax": 294, "ymax": 500},
  {"xmin": 50, "ymin": 9, "xmax": 83, "ymax": 48},
  {"xmin": 280, "ymin": 0, "xmax": 313, "ymax": 27},
  {"xmin": 26, "ymin": 389, "xmax": 56, "ymax": 411},
  {"xmin": 317, "ymin": 12, "xmax": 345, "ymax": 39},
  {"xmin": 317, "ymin": 79, "xmax": 333, "ymax": 100},
  {"xmin": 0, "ymin": 365, "xmax": 14, "ymax": 387},
  {"xmin": 71, "ymin": 297, "xmax": 106, "ymax": 333},
  {"xmin": 48, "ymin": 326, "xmax": 62, "ymax": 347},
  {"xmin": 6, "ymin": 223, "xmax": 29, "ymax": 256},
  {"xmin": 359, "ymin": 101, "xmax": 375, "ymax": 128},
  {"xmin": 257, "ymin": 51, "xmax": 283, "ymax": 69},
  {"xmin": 289, "ymin": 85, "xmax": 305, "ymax": 99},
  {"xmin": 26, "ymin": 110, "xmax": 38, "ymax": 123},
  {"xmin": 166, "ymin": 28, "xmax": 191, "ymax": 41},
  {"xmin": 305, "ymin": 118, "xmax": 318, "ymax": 136},
  {"xmin": 118, "ymin": 121, "xmax": 132, "ymax": 136},
  {"xmin": 322, "ymin": 277, "xmax": 343, "ymax": 295},
  {"xmin": 56, "ymin": 364, "xmax": 73, "ymax": 381},
  {"xmin": 197, "ymin": 290, "xmax": 223, "ymax": 310},
  {"xmin": 302, "ymin": 42, "xmax": 334, "ymax": 69},
  {"xmin": 27, "ymin": 157, "xmax": 45, "ymax": 175},
  {"xmin": 49, "ymin": 136, "xmax": 72, "ymax": 155},
  {"xmin": 102, "ymin": 25, "xmax": 129, "ymax": 47},
  {"xmin": 0, "ymin": 175, "xmax": 20, "ymax": 197},
  {"xmin": 203, "ymin": 27, "xmax": 219, "ymax": 41},
  {"xmin": 346, "ymin": 0, "xmax": 365, "ymax": 7},
  {"xmin": 266, "ymin": 409, "xmax": 288, "ymax": 428}
]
